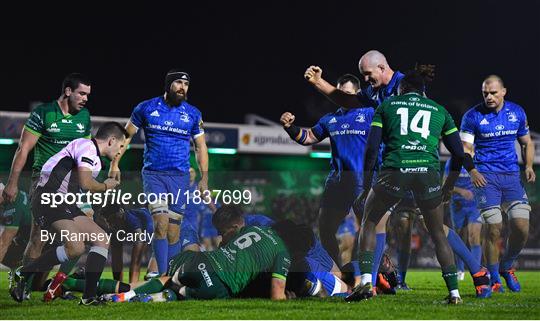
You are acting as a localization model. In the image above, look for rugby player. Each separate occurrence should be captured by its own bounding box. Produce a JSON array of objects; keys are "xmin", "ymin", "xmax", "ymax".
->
[
  {"xmin": 9, "ymin": 122, "xmax": 125, "ymax": 305},
  {"xmin": 460, "ymin": 75, "xmax": 535, "ymax": 292},
  {"xmin": 346, "ymin": 71, "xmax": 490, "ymax": 304},
  {"xmin": 109, "ymin": 70, "xmax": 209, "ymax": 276}
]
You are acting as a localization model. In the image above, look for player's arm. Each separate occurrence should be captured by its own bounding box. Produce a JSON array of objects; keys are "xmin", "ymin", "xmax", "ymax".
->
[
  {"xmin": 3, "ymin": 129, "xmax": 39, "ymax": 203},
  {"xmin": 193, "ymin": 134, "xmax": 209, "ymax": 192},
  {"xmin": 518, "ymin": 134, "xmax": 536, "ymax": 183},
  {"xmin": 0, "ymin": 227, "xmax": 18, "ymax": 262},
  {"xmin": 78, "ymin": 167, "xmax": 119, "ymax": 192},
  {"xmin": 280, "ymin": 112, "xmax": 322, "ymax": 145},
  {"xmin": 109, "ymin": 121, "xmax": 138, "ymax": 182},
  {"xmin": 304, "ymin": 66, "xmax": 361, "ymax": 108},
  {"xmin": 441, "ymin": 131, "xmax": 465, "ymax": 198},
  {"xmin": 270, "ymin": 276, "xmax": 287, "ymax": 300}
]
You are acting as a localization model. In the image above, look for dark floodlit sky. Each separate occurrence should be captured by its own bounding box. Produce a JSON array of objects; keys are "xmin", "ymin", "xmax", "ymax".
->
[{"xmin": 1, "ymin": 2, "xmax": 539, "ymax": 129}]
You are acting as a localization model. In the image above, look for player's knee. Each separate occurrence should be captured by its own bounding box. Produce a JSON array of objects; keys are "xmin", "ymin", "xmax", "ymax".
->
[
  {"xmin": 153, "ymin": 214, "xmax": 169, "ymax": 238},
  {"xmin": 167, "ymin": 224, "xmax": 180, "ymax": 243},
  {"xmin": 480, "ymin": 206, "xmax": 502, "ymax": 225},
  {"xmin": 506, "ymin": 202, "xmax": 531, "ymax": 221},
  {"xmin": 468, "ymin": 228, "xmax": 481, "ymax": 246},
  {"xmin": 486, "ymin": 224, "xmax": 502, "ymax": 241},
  {"xmin": 65, "ymin": 241, "xmax": 85, "ymax": 258}
]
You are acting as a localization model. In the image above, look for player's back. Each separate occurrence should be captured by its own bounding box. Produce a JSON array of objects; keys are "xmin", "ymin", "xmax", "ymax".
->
[
  {"xmin": 375, "ymin": 93, "xmax": 457, "ymax": 169},
  {"xmin": 204, "ymin": 225, "xmax": 290, "ymax": 295}
]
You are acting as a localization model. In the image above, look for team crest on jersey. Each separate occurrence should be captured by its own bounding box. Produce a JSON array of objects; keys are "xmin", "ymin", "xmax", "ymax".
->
[
  {"xmin": 329, "ymin": 117, "xmax": 337, "ymax": 124},
  {"xmin": 180, "ymin": 112, "xmax": 190, "ymax": 123},
  {"xmin": 508, "ymin": 112, "xmax": 518, "ymax": 122},
  {"xmin": 76, "ymin": 123, "xmax": 85, "ymax": 133},
  {"xmin": 355, "ymin": 113, "xmax": 366, "ymax": 123}
]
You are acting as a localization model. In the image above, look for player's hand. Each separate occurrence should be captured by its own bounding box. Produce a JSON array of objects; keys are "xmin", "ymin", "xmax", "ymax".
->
[
  {"xmin": 2, "ymin": 182, "xmax": 18, "ymax": 203},
  {"xmin": 525, "ymin": 167, "xmax": 536, "ymax": 183},
  {"xmin": 104, "ymin": 178, "xmax": 120, "ymax": 190},
  {"xmin": 108, "ymin": 165, "xmax": 121, "ymax": 183},
  {"xmin": 304, "ymin": 66, "xmax": 322, "ymax": 85},
  {"xmin": 469, "ymin": 169, "xmax": 487, "ymax": 188},
  {"xmin": 280, "ymin": 112, "xmax": 296, "ymax": 128},
  {"xmin": 459, "ymin": 189, "xmax": 475, "ymax": 200},
  {"xmin": 415, "ymin": 63, "xmax": 436, "ymax": 82}
]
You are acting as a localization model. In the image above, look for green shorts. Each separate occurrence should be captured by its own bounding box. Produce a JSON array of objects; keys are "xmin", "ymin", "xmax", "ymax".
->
[
  {"xmin": 167, "ymin": 251, "xmax": 231, "ymax": 300},
  {"xmin": 375, "ymin": 167, "xmax": 442, "ymax": 202}
]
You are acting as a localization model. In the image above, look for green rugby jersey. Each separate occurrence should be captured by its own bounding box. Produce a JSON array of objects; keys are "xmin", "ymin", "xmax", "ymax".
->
[
  {"xmin": 372, "ymin": 93, "xmax": 457, "ymax": 169},
  {"xmin": 204, "ymin": 225, "xmax": 291, "ymax": 295},
  {"xmin": 23, "ymin": 101, "xmax": 91, "ymax": 176}
]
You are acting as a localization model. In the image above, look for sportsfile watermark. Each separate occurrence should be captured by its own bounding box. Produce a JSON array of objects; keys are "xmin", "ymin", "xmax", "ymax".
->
[{"xmin": 40, "ymin": 189, "xmax": 252, "ymax": 208}]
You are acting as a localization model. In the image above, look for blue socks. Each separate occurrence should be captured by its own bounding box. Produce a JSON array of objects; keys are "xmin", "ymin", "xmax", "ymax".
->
[
  {"xmin": 371, "ymin": 233, "xmax": 386, "ymax": 287},
  {"xmin": 488, "ymin": 263, "xmax": 502, "ymax": 283},
  {"xmin": 500, "ymin": 243, "xmax": 521, "ymax": 272},
  {"xmin": 471, "ymin": 245, "xmax": 482, "ymax": 269},
  {"xmin": 455, "ymin": 256, "xmax": 465, "ymax": 272},
  {"xmin": 168, "ymin": 241, "xmax": 181, "ymax": 261},
  {"xmin": 152, "ymin": 238, "xmax": 169, "ymax": 274},
  {"xmin": 447, "ymin": 229, "xmax": 481, "ymax": 275}
]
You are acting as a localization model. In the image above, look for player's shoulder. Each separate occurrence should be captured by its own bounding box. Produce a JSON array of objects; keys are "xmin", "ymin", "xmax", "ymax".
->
[
  {"xmin": 182, "ymin": 101, "xmax": 202, "ymax": 116},
  {"xmin": 31, "ymin": 101, "xmax": 56, "ymax": 115},
  {"xmin": 463, "ymin": 103, "xmax": 483, "ymax": 119},
  {"xmin": 70, "ymin": 137, "xmax": 96, "ymax": 152},
  {"xmin": 504, "ymin": 100, "xmax": 526, "ymax": 114},
  {"xmin": 135, "ymin": 96, "xmax": 162, "ymax": 112}
]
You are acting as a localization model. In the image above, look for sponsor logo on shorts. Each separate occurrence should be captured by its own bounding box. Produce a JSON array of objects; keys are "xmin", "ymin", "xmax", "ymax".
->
[
  {"xmin": 198, "ymin": 263, "xmax": 214, "ymax": 287},
  {"xmin": 400, "ymin": 167, "xmax": 428, "ymax": 173}
]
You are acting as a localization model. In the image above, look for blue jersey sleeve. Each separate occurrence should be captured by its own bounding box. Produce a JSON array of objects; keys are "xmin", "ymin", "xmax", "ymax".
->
[
  {"xmin": 130, "ymin": 103, "xmax": 145, "ymax": 129},
  {"xmin": 311, "ymin": 115, "xmax": 329, "ymax": 141},
  {"xmin": 444, "ymin": 159, "xmax": 450, "ymax": 177},
  {"xmin": 191, "ymin": 111, "xmax": 205, "ymax": 138},
  {"xmin": 517, "ymin": 107, "xmax": 529, "ymax": 137},
  {"xmin": 460, "ymin": 110, "xmax": 476, "ymax": 135}
]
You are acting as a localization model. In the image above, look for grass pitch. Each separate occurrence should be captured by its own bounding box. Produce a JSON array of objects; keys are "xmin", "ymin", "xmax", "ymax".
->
[{"xmin": 1, "ymin": 270, "xmax": 539, "ymax": 319}]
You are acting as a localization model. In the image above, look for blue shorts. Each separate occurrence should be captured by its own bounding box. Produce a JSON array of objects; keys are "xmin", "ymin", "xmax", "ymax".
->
[
  {"xmin": 320, "ymin": 174, "xmax": 363, "ymax": 212},
  {"xmin": 450, "ymin": 198, "xmax": 481, "ymax": 229},
  {"xmin": 474, "ymin": 172, "xmax": 528, "ymax": 209},
  {"xmin": 180, "ymin": 219, "xmax": 199, "ymax": 249},
  {"xmin": 306, "ymin": 239, "xmax": 335, "ymax": 272},
  {"xmin": 337, "ymin": 218, "xmax": 356, "ymax": 237},
  {"xmin": 125, "ymin": 208, "xmax": 154, "ymax": 234},
  {"xmin": 142, "ymin": 170, "xmax": 190, "ymax": 213}
]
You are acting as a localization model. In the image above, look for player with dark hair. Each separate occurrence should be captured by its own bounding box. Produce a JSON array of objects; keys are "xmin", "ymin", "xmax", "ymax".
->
[
  {"xmin": 346, "ymin": 71, "xmax": 490, "ymax": 304},
  {"xmin": 3, "ymin": 73, "xmax": 93, "ymax": 298},
  {"xmin": 9, "ymin": 122, "xmax": 126, "ymax": 306},
  {"xmin": 460, "ymin": 75, "xmax": 535, "ymax": 292},
  {"xmin": 108, "ymin": 205, "xmax": 307, "ymax": 301},
  {"xmin": 109, "ymin": 69, "xmax": 209, "ymax": 276}
]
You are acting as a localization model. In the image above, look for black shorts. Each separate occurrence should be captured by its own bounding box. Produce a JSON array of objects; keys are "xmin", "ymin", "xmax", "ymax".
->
[
  {"xmin": 374, "ymin": 168, "xmax": 442, "ymax": 203},
  {"xmin": 31, "ymin": 188, "xmax": 86, "ymax": 230}
]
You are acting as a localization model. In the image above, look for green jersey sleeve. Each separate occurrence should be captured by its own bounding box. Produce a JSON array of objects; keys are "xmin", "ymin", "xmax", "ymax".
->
[
  {"xmin": 24, "ymin": 106, "xmax": 45, "ymax": 137},
  {"xmin": 442, "ymin": 108, "xmax": 458, "ymax": 136},
  {"xmin": 371, "ymin": 103, "xmax": 385, "ymax": 128},
  {"xmin": 271, "ymin": 250, "xmax": 291, "ymax": 280}
]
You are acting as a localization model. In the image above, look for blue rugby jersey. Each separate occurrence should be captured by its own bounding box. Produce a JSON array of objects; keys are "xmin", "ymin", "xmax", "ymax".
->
[
  {"xmin": 460, "ymin": 101, "xmax": 529, "ymax": 172},
  {"xmin": 130, "ymin": 96, "xmax": 204, "ymax": 172},
  {"xmin": 311, "ymin": 107, "xmax": 375, "ymax": 182},
  {"xmin": 357, "ymin": 71, "xmax": 405, "ymax": 107},
  {"xmin": 244, "ymin": 214, "xmax": 275, "ymax": 227}
]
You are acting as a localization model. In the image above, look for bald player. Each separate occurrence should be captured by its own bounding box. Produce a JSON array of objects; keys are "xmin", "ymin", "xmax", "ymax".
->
[{"xmin": 460, "ymin": 75, "xmax": 535, "ymax": 293}]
